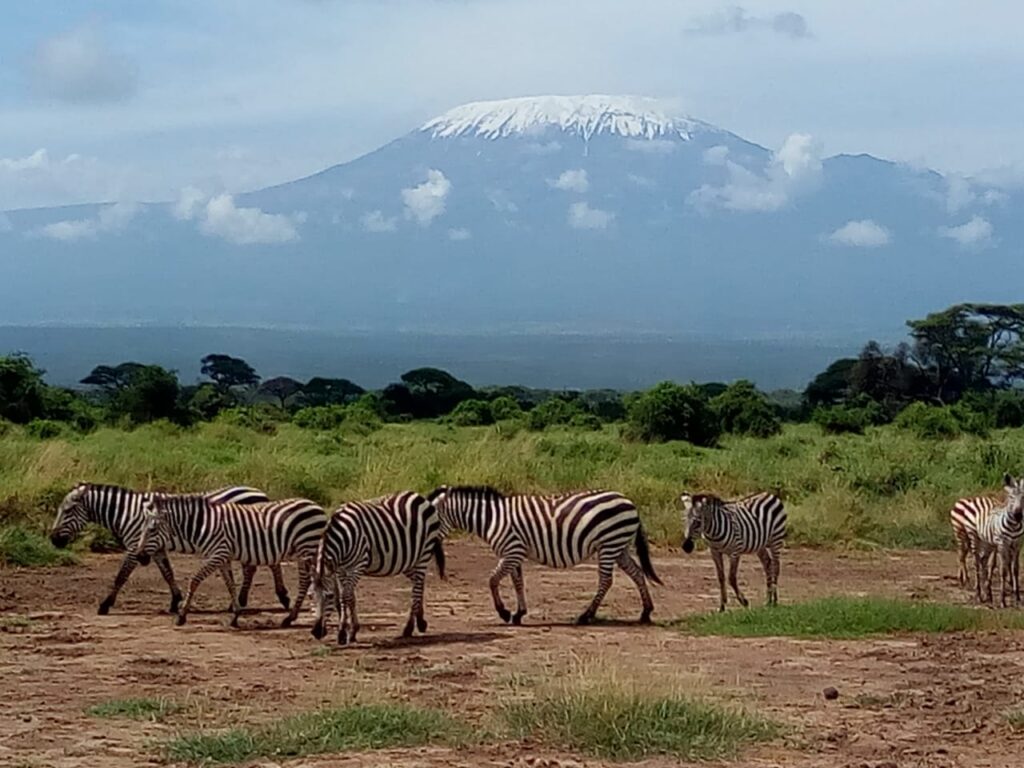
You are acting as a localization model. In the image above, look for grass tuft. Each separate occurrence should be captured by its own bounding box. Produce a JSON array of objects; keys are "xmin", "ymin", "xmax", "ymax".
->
[
  {"xmin": 1006, "ymin": 709, "xmax": 1024, "ymax": 732},
  {"xmin": 163, "ymin": 703, "xmax": 463, "ymax": 764},
  {"xmin": 500, "ymin": 655, "xmax": 775, "ymax": 761},
  {"xmin": 0, "ymin": 525, "xmax": 78, "ymax": 567},
  {"xmin": 676, "ymin": 597, "xmax": 1024, "ymax": 639},
  {"xmin": 87, "ymin": 697, "xmax": 180, "ymax": 721}
]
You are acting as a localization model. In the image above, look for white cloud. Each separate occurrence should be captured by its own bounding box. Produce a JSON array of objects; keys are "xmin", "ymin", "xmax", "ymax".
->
[
  {"xmin": 200, "ymin": 194, "xmax": 301, "ymax": 245},
  {"xmin": 686, "ymin": 7, "xmax": 811, "ymax": 39},
  {"xmin": 568, "ymin": 201, "xmax": 614, "ymax": 230},
  {"xmin": 401, "ymin": 169, "xmax": 451, "ymax": 225},
  {"xmin": 548, "ymin": 169, "xmax": 589, "ymax": 193},
  {"xmin": 625, "ymin": 139, "xmax": 677, "ymax": 155},
  {"xmin": 0, "ymin": 149, "xmax": 137, "ymax": 210},
  {"xmin": 26, "ymin": 24, "xmax": 137, "ymax": 103},
  {"xmin": 939, "ymin": 215, "xmax": 994, "ymax": 248},
  {"xmin": 689, "ymin": 132, "xmax": 822, "ymax": 212},
  {"xmin": 487, "ymin": 190, "xmax": 518, "ymax": 214},
  {"xmin": 37, "ymin": 202, "xmax": 140, "ymax": 242},
  {"xmin": 448, "ymin": 227, "xmax": 472, "ymax": 241},
  {"xmin": 361, "ymin": 210, "xmax": 398, "ymax": 233},
  {"xmin": 0, "ymin": 149, "xmax": 50, "ymax": 172},
  {"xmin": 172, "ymin": 186, "xmax": 207, "ymax": 221},
  {"xmin": 703, "ymin": 145, "xmax": 730, "ymax": 166},
  {"xmin": 827, "ymin": 219, "xmax": 891, "ymax": 247}
]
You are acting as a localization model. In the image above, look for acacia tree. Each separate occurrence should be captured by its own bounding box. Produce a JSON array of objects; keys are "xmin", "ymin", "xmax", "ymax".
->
[
  {"xmin": 258, "ymin": 376, "xmax": 304, "ymax": 409},
  {"xmin": 302, "ymin": 377, "xmax": 365, "ymax": 406},
  {"xmin": 200, "ymin": 354, "xmax": 260, "ymax": 393},
  {"xmin": 80, "ymin": 363, "xmax": 145, "ymax": 396}
]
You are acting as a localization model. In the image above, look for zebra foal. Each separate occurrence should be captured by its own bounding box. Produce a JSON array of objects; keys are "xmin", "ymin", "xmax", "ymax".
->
[
  {"xmin": 681, "ymin": 491, "xmax": 786, "ymax": 612},
  {"xmin": 49, "ymin": 483, "xmax": 289, "ymax": 615},
  {"xmin": 950, "ymin": 494, "xmax": 1000, "ymax": 590},
  {"xmin": 968, "ymin": 474, "xmax": 1024, "ymax": 607},
  {"xmin": 135, "ymin": 493, "xmax": 326, "ymax": 627},
  {"xmin": 311, "ymin": 491, "xmax": 445, "ymax": 645},
  {"xmin": 428, "ymin": 485, "xmax": 661, "ymax": 625}
]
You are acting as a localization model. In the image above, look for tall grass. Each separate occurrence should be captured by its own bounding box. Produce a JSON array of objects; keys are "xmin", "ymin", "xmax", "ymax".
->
[
  {"xmin": 0, "ymin": 526, "xmax": 77, "ymax": 567},
  {"xmin": 677, "ymin": 597, "xmax": 1024, "ymax": 639},
  {"xmin": 1, "ymin": 420, "xmax": 1020, "ymax": 548}
]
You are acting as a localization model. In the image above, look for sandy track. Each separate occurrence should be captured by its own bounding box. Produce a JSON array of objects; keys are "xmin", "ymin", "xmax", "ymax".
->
[{"xmin": 3, "ymin": 543, "xmax": 1024, "ymax": 768}]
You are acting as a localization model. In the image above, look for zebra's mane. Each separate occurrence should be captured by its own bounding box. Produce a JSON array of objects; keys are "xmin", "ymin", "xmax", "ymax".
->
[{"xmin": 437, "ymin": 485, "xmax": 506, "ymax": 502}]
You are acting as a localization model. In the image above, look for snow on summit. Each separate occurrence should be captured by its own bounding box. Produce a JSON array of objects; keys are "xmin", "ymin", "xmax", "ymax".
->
[{"xmin": 422, "ymin": 95, "xmax": 717, "ymax": 141}]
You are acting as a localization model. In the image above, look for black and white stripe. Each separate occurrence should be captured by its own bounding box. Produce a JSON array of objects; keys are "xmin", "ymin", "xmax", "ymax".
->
[
  {"xmin": 311, "ymin": 491, "xmax": 445, "ymax": 645},
  {"xmin": 681, "ymin": 491, "xmax": 786, "ymax": 611},
  {"xmin": 970, "ymin": 474, "xmax": 1024, "ymax": 607},
  {"xmin": 135, "ymin": 494, "xmax": 326, "ymax": 627},
  {"xmin": 950, "ymin": 494, "xmax": 999, "ymax": 590},
  {"xmin": 49, "ymin": 483, "xmax": 286, "ymax": 615},
  {"xmin": 427, "ymin": 486, "xmax": 661, "ymax": 625}
]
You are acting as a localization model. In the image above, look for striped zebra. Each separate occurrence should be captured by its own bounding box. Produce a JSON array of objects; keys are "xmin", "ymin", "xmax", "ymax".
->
[
  {"xmin": 427, "ymin": 486, "xmax": 661, "ymax": 625},
  {"xmin": 49, "ymin": 483, "xmax": 289, "ymax": 615},
  {"xmin": 680, "ymin": 491, "xmax": 786, "ymax": 612},
  {"xmin": 311, "ymin": 491, "xmax": 446, "ymax": 645},
  {"xmin": 969, "ymin": 474, "xmax": 1024, "ymax": 607},
  {"xmin": 135, "ymin": 493, "xmax": 326, "ymax": 627},
  {"xmin": 950, "ymin": 494, "xmax": 1000, "ymax": 590}
]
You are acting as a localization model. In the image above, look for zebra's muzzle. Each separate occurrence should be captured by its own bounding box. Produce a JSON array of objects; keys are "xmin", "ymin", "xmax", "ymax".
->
[
  {"xmin": 682, "ymin": 538, "xmax": 695, "ymax": 554},
  {"xmin": 50, "ymin": 534, "xmax": 69, "ymax": 549}
]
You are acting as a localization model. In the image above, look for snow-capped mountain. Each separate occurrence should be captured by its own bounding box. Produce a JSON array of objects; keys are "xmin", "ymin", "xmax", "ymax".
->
[{"xmin": 1, "ymin": 95, "xmax": 1020, "ymax": 340}]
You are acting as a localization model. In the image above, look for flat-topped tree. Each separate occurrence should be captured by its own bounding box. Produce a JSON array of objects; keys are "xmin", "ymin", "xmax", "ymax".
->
[
  {"xmin": 258, "ymin": 376, "xmax": 304, "ymax": 409},
  {"xmin": 200, "ymin": 354, "xmax": 260, "ymax": 393}
]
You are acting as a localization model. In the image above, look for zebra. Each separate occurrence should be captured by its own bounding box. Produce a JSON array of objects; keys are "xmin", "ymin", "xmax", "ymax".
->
[
  {"xmin": 969, "ymin": 474, "xmax": 1024, "ymax": 607},
  {"xmin": 134, "ymin": 493, "xmax": 326, "ymax": 627},
  {"xmin": 950, "ymin": 494, "xmax": 1000, "ymax": 590},
  {"xmin": 680, "ymin": 491, "xmax": 786, "ymax": 612},
  {"xmin": 49, "ymin": 482, "xmax": 290, "ymax": 615},
  {"xmin": 427, "ymin": 485, "xmax": 661, "ymax": 625},
  {"xmin": 311, "ymin": 491, "xmax": 446, "ymax": 645}
]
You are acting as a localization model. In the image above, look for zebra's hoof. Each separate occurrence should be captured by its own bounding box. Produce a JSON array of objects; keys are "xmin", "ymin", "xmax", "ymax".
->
[
  {"xmin": 338, "ymin": 629, "xmax": 349, "ymax": 646},
  {"xmin": 512, "ymin": 610, "xmax": 526, "ymax": 626},
  {"xmin": 97, "ymin": 599, "xmax": 113, "ymax": 616},
  {"xmin": 229, "ymin": 615, "xmax": 241, "ymax": 629},
  {"xmin": 281, "ymin": 615, "xmax": 295, "ymax": 628},
  {"xmin": 169, "ymin": 596, "xmax": 181, "ymax": 614},
  {"xmin": 639, "ymin": 608, "xmax": 653, "ymax": 625},
  {"xmin": 278, "ymin": 592, "xmax": 292, "ymax": 610},
  {"xmin": 416, "ymin": 616, "xmax": 427, "ymax": 633},
  {"xmin": 311, "ymin": 621, "xmax": 326, "ymax": 640},
  {"xmin": 739, "ymin": 598, "xmax": 750, "ymax": 608},
  {"xmin": 236, "ymin": 595, "xmax": 248, "ymax": 609},
  {"xmin": 575, "ymin": 612, "xmax": 594, "ymax": 626},
  {"xmin": 402, "ymin": 621, "xmax": 415, "ymax": 639},
  {"xmin": 497, "ymin": 607, "xmax": 512, "ymax": 623},
  {"xmin": 175, "ymin": 614, "xmax": 187, "ymax": 627}
]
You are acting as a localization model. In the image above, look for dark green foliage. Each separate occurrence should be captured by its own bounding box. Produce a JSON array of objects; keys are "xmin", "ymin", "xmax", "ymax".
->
[
  {"xmin": 293, "ymin": 405, "xmax": 348, "ymax": 430},
  {"xmin": 804, "ymin": 358, "xmax": 857, "ymax": 407},
  {"xmin": 201, "ymin": 353, "xmax": 260, "ymax": 392},
  {"xmin": 111, "ymin": 365, "xmax": 186, "ymax": 425},
  {"xmin": 80, "ymin": 362, "xmax": 145, "ymax": 394},
  {"xmin": 380, "ymin": 383, "xmax": 416, "ymax": 418},
  {"xmin": 0, "ymin": 354, "xmax": 48, "ymax": 424},
  {"xmin": 0, "ymin": 526, "xmax": 78, "ymax": 567},
  {"xmin": 710, "ymin": 381, "xmax": 782, "ymax": 438},
  {"xmin": 527, "ymin": 397, "xmax": 591, "ymax": 431},
  {"xmin": 489, "ymin": 395, "xmax": 523, "ymax": 421},
  {"xmin": 812, "ymin": 399, "xmax": 886, "ymax": 435},
  {"xmin": 25, "ymin": 419, "xmax": 66, "ymax": 439},
  {"xmin": 569, "ymin": 412, "xmax": 603, "ymax": 431},
  {"xmin": 215, "ymin": 406, "xmax": 282, "ymax": 434},
  {"xmin": 580, "ymin": 389, "xmax": 626, "ymax": 422},
  {"xmin": 625, "ymin": 382, "xmax": 720, "ymax": 445},
  {"xmin": 257, "ymin": 376, "xmax": 304, "ymax": 409},
  {"xmin": 398, "ymin": 367, "xmax": 476, "ymax": 418},
  {"xmin": 894, "ymin": 402, "xmax": 989, "ymax": 440},
  {"xmin": 303, "ymin": 377, "xmax": 365, "ymax": 406},
  {"xmin": 448, "ymin": 399, "xmax": 494, "ymax": 426},
  {"xmin": 186, "ymin": 383, "xmax": 238, "ymax": 420}
]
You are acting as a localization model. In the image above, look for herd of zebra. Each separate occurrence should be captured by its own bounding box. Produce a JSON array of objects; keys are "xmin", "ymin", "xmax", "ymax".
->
[{"xmin": 45, "ymin": 472, "xmax": 1024, "ymax": 644}]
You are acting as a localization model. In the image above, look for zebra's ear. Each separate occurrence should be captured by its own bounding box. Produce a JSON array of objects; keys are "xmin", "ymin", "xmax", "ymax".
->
[
  {"xmin": 678, "ymin": 493, "xmax": 693, "ymax": 509},
  {"xmin": 1004, "ymin": 473, "xmax": 1015, "ymax": 489}
]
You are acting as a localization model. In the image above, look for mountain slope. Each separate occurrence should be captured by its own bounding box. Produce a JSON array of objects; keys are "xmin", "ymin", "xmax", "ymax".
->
[{"xmin": 1, "ymin": 95, "xmax": 1019, "ymax": 339}]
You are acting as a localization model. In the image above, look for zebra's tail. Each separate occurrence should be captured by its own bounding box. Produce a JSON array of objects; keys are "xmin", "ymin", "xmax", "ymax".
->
[
  {"xmin": 635, "ymin": 524, "xmax": 663, "ymax": 585},
  {"xmin": 432, "ymin": 537, "xmax": 447, "ymax": 580}
]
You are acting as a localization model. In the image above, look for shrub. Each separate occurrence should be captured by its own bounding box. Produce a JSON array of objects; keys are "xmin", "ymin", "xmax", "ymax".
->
[
  {"xmin": 569, "ymin": 412, "xmax": 603, "ymax": 431},
  {"xmin": 527, "ymin": 398, "xmax": 589, "ymax": 431},
  {"xmin": 489, "ymin": 395, "xmax": 523, "ymax": 421},
  {"xmin": 0, "ymin": 526, "xmax": 79, "ymax": 567},
  {"xmin": 625, "ymin": 382, "xmax": 720, "ymax": 445},
  {"xmin": 710, "ymin": 381, "xmax": 782, "ymax": 438},
  {"xmin": 293, "ymin": 405, "xmax": 348, "ymax": 430},
  {"xmin": 215, "ymin": 406, "xmax": 281, "ymax": 434},
  {"xmin": 894, "ymin": 402, "xmax": 987, "ymax": 439},
  {"xmin": 812, "ymin": 399, "xmax": 886, "ymax": 435},
  {"xmin": 448, "ymin": 399, "xmax": 494, "ymax": 426},
  {"xmin": 993, "ymin": 391, "xmax": 1024, "ymax": 428},
  {"xmin": 25, "ymin": 419, "xmax": 67, "ymax": 439}
]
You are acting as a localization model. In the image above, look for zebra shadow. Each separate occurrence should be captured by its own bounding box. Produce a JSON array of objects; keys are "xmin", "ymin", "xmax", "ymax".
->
[{"xmin": 368, "ymin": 630, "xmax": 507, "ymax": 649}]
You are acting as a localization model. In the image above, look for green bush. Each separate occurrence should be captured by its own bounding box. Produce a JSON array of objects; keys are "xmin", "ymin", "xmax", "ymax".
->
[
  {"xmin": 569, "ymin": 412, "xmax": 603, "ymax": 431},
  {"xmin": 25, "ymin": 419, "xmax": 67, "ymax": 440},
  {"xmin": 710, "ymin": 381, "xmax": 782, "ymax": 438},
  {"xmin": 812, "ymin": 400, "xmax": 886, "ymax": 435},
  {"xmin": 894, "ymin": 402, "xmax": 987, "ymax": 439},
  {"xmin": 293, "ymin": 405, "xmax": 348, "ymax": 430},
  {"xmin": 993, "ymin": 392, "xmax": 1024, "ymax": 428},
  {"xmin": 489, "ymin": 395, "xmax": 523, "ymax": 421},
  {"xmin": 625, "ymin": 382, "xmax": 720, "ymax": 445},
  {"xmin": 448, "ymin": 399, "xmax": 494, "ymax": 427},
  {"xmin": 215, "ymin": 406, "xmax": 281, "ymax": 434},
  {"xmin": 527, "ymin": 398, "xmax": 589, "ymax": 431},
  {"xmin": 0, "ymin": 526, "xmax": 79, "ymax": 567}
]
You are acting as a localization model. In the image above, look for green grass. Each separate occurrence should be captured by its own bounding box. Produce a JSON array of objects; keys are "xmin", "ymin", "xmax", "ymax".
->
[
  {"xmin": 163, "ymin": 704, "xmax": 464, "ymax": 764},
  {"xmin": 502, "ymin": 675, "xmax": 775, "ymax": 761},
  {"xmin": 1006, "ymin": 709, "xmax": 1024, "ymax": 732},
  {"xmin": 2, "ymin": 419, "xmax": 1022, "ymax": 550},
  {"xmin": 0, "ymin": 525, "xmax": 78, "ymax": 567},
  {"xmin": 87, "ymin": 697, "xmax": 180, "ymax": 721},
  {"xmin": 677, "ymin": 597, "xmax": 1024, "ymax": 639}
]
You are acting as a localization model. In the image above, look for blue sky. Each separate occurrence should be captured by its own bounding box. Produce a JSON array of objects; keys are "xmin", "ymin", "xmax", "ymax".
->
[{"xmin": 2, "ymin": 1, "xmax": 1023, "ymax": 209}]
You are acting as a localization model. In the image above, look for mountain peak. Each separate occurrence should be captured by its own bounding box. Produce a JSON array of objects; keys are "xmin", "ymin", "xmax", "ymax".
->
[{"xmin": 421, "ymin": 94, "xmax": 717, "ymax": 141}]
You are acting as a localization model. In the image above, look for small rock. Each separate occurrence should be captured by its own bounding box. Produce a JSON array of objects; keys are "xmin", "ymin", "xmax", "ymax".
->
[{"xmin": 823, "ymin": 686, "xmax": 840, "ymax": 700}]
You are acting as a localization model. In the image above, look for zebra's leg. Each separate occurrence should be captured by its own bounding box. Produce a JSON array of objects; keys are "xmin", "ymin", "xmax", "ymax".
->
[
  {"xmin": 403, "ymin": 569, "xmax": 427, "ymax": 637},
  {"xmin": 237, "ymin": 565, "xmax": 255, "ymax": 609},
  {"xmin": 282, "ymin": 557, "xmax": 314, "ymax": 628},
  {"xmin": 770, "ymin": 546, "xmax": 782, "ymax": 606},
  {"xmin": 999, "ymin": 547, "xmax": 1010, "ymax": 609},
  {"xmin": 219, "ymin": 564, "xmax": 242, "ymax": 627},
  {"xmin": 757, "ymin": 549, "xmax": 773, "ymax": 606},
  {"xmin": 711, "ymin": 549, "xmax": 727, "ymax": 612},
  {"xmin": 270, "ymin": 564, "xmax": 291, "ymax": 610},
  {"xmin": 577, "ymin": 549, "xmax": 617, "ymax": 625},
  {"xmin": 973, "ymin": 545, "xmax": 986, "ymax": 603},
  {"xmin": 957, "ymin": 537, "xmax": 970, "ymax": 588},
  {"xmin": 311, "ymin": 569, "xmax": 329, "ymax": 640},
  {"xmin": 488, "ymin": 556, "xmax": 519, "ymax": 623},
  {"xmin": 153, "ymin": 552, "xmax": 183, "ymax": 614},
  {"xmin": 340, "ymin": 576, "xmax": 359, "ymax": 645},
  {"xmin": 615, "ymin": 550, "xmax": 654, "ymax": 624},
  {"xmin": 178, "ymin": 555, "xmax": 228, "ymax": 626},
  {"xmin": 510, "ymin": 565, "xmax": 528, "ymax": 625},
  {"xmin": 728, "ymin": 554, "xmax": 749, "ymax": 607},
  {"xmin": 98, "ymin": 552, "xmax": 142, "ymax": 615}
]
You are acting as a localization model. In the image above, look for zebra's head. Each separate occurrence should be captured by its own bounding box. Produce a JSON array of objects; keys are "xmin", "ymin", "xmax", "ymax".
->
[
  {"xmin": 135, "ymin": 492, "xmax": 168, "ymax": 566},
  {"xmin": 50, "ymin": 483, "xmax": 92, "ymax": 549},
  {"xmin": 427, "ymin": 485, "xmax": 453, "ymax": 536},
  {"xmin": 681, "ymin": 492, "xmax": 720, "ymax": 553},
  {"xmin": 1004, "ymin": 473, "xmax": 1024, "ymax": 521}
]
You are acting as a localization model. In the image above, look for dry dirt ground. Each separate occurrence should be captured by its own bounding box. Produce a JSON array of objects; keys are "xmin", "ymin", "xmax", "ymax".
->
[{"xmin": 3, "ymin": 543, "xmax": 1024, "ymax": 768}]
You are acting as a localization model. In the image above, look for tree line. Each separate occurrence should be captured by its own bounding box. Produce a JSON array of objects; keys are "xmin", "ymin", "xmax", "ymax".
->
[{"xmin": 1, "ymin": 302, "xmax": 1022, "ymax": 444}]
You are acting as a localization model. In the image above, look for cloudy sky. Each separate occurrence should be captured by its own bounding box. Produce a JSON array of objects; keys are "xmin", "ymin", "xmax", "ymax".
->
[{"xmin": 2, "ymin": 1, "xmax": 1022, "ymax": 210}]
